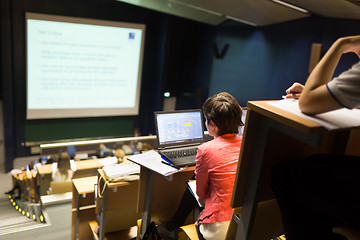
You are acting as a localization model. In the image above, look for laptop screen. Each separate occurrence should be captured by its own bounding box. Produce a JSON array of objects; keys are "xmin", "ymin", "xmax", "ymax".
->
[
  {"xmin": 154, "ymin": 109, "xmax": 204, "ymax": 148},
  {"xmin": 237, "ymin": 108, "xmax": 247, "ymax": 137}
]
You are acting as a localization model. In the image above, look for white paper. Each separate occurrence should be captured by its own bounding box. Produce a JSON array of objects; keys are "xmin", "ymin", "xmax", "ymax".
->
[
  {"xmin": 99, "ymin": 156, "xmax": 118, "ymax": 166},
  {"xmin": 10, "ymin": 169, "xmax": 22, "ymax": 175},
  {"xmin": 127, "ymin": 150, "xmax": 183, "ymax": 176},
  {"xmin": 187, "ymin": 180, "xmax": 202, "ymax": 207},
  {"xmin": 103, "ymin": 162, "xmax": 140, "ymax": 180},
  {"xmin": 268, "ymin": 99, "xmax": 360, "ymax": 130}
]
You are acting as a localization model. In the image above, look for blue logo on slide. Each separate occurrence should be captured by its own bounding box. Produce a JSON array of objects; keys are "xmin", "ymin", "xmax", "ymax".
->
[{"xmin": 129, "ymin": 32, "xmax": 135, "ymax": 39}]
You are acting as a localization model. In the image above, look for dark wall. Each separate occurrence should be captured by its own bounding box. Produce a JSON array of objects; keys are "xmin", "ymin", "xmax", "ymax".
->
[
  {"xmin": 207, "ymin": 17, "xmax": 360, "ymax": 107},
  {"xmin": 1, "ymin": 0, "xmax": 214, "ymax": 171},
  {"xmin": 9, "ymin": 0, "xmax": 166, "ymax": 145},
  {"xmin": 2, "ymin": 0, "xmax": 360, "ymax": 172}
]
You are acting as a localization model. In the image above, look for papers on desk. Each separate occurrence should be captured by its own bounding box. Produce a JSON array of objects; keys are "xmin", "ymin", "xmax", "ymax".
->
[
  {"xmin": 103, "ymin": 162, "xmax": 140, "ymax": 181},
  {"xmin": 10, "ymin": 169, "xmax": 22, "ymax": 175},
  {"xmin": 186, "ymin": 180, "xmax": 202, "ymax": 207},
  {"xmin": 127, "ymin": 150, "xmax": 184, "ymax": 176},
  {"xmin": 268, "ymin": 99, "xmax": 360, "ymax": 130},
  {"xmin": 99, "ymin": 156, "xmax": 118, "ymax": 166}
]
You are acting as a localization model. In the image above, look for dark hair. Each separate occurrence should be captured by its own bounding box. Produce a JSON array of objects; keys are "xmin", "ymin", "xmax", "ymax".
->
[
  {"xmin": 203, "ymin": 92, "xmax": 244, "ymax": 136},
  {"xmin": 58, "ymin": 152, "xmax": 71, "ymax": 178}
]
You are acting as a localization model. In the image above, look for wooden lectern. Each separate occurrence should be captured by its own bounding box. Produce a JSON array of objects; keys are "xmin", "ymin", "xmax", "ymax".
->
[{"xmin": 231, "ymin": 100, "xmax": 360, "ymax": 240}]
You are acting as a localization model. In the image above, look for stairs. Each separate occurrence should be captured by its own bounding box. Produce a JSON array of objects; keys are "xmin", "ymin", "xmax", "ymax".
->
[{"xmin": 0, "ymin": 196, "xmax": 48, "ymax": 236}]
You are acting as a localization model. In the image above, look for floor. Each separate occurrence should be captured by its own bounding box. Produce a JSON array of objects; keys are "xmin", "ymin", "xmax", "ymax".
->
[{"xmin": 0, "ymin": 156, "xmax": 72, "ymax": 240}]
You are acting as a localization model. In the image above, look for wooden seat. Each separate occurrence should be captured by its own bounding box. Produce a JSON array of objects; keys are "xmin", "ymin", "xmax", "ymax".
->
[
  {"xmin": 137, "ymin": 219, "xmax": 191, "ymax": 240},
  {"xmin": 333, "ymin": 225, "xmax": 360, "ymax": 240},
  {"xmin": 180, "ymin": 224, "xmax": 199, "ymax": 240},
  {"xmin": 89, "ymin": 220, "xmax": 100, "ymax": 240},
  {"xmin": 136, "ymin": 219, "xmax": 141, "ymax": 240},
  {"xmin": 180, "ymin": 198, "xmax": 284, "ymax": 240},
  {"xmin": 227, "ymin": 199, "xmax": 284, "ymax": 240},
  {"xmin": 50, "ymin": 181, "xmax": 73, "ymax": 194},
  {"xmin": 89, "ymin": 220, "xmax": 138, "ymax": 240}
]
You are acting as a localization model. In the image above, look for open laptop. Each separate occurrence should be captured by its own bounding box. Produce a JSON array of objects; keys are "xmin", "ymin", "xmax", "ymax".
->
[{"xmin": 154, "ymin": 109, "xmax": 204, "ymax": 167}]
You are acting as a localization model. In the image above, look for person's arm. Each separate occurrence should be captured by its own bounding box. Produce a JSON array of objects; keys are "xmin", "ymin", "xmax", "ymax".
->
[
  {"xmin": 195, "ymin": 148, "xmax": 209, "ymax": 206},
  {"xmin": 299, "ymin": 36, "xmax": 360, "ymax": 114},
  {"xmin": 68, "ymin": 170, "xmax": 74, "ymax": 180}
]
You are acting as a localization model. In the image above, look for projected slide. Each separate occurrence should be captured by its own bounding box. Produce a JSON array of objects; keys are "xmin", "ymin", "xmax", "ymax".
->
[{"xmin": 26, "ymin": 13, "xmax": 145, "ymax": 119}]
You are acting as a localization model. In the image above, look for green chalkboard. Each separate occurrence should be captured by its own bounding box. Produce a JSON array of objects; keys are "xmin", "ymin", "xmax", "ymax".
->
[{"xmin": 25, "ymin": 116, "xmax": 134, "ymax": 142}]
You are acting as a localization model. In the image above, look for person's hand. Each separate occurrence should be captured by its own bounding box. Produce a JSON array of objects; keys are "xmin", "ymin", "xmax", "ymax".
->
[{"xmin": 284, "ymin": 82, "xmax": 304, "ymax": 99}]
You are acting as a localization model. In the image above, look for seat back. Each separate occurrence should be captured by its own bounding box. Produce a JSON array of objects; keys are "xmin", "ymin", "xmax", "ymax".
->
[
  {"xmin": 180, "ymin": 224, "xmax": 200, "ymax": 240},
  {"xmin": 96, "ymin": 178, "xmax": 141, "ymax": 234},
  {"xmin": 226, "ymin": 198, "xmax": 284, "ymax": 240},
  {"xmin": 50, "ymin": 181, "xmax": 73, "ymax": 194},
  {"xmin": 180, "ymin": 199, "xmax": 283, "ymax": 240}
]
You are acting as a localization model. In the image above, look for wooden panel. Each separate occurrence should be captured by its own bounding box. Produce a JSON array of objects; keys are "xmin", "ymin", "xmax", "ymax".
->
[
  {"xmin": 345, "ymin": 128, "xmax": 360, "ymax": 156},
  {"xmin": 72, "ymin": 176, "xmax": 97, "ymax": 240},
  {"xmin": 50, "ymin": 181, "xmax": 72, "ymax": 194},
  {"xmin": 258, "ymin": 127, "xmax": 340, "ymax": 202},
  {"xmin": 73, "ymin": 176, "xmax": 98, "ymax": 194},
  {"xmin": 248, "ymin": 101, "xmax": 323, "ymax": 133},
  {"xmin": 103, "ymin": 181, "xmax": 141, "ymax": 233},
  {"xmin": 308, "ymin": 43, "xmax": 322, "ymax": 73},
  {"xmin": 150, "ymin": 170, "xmax": 195, "ymax": 225},
  {"xmin": 230, "ymin": 100, "xmax": 356, "ymax": 240}
]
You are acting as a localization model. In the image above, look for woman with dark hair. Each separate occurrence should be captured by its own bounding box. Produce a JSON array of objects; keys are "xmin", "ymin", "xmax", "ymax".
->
[{"xmin": 158, "ymin": 92, "xmax": 243, "ymax": 240}]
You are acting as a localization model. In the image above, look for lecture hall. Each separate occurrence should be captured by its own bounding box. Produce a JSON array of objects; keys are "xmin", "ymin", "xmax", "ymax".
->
[{"xmin": 1, "ymin": 0, "xmax": 360, "ymax": 239}]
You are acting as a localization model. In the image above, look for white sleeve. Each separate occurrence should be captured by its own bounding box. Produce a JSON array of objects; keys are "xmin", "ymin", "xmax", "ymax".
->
[
  {"xmin": 51, "ymin": 162, "xmax": 58, "ymax": 179},
  {"xmin": 51, "ymin": 162, "xmax": 57, "ymax": 172},
  {"xmin": 70, "ymin": 160, "xmax": 77, "ymax": 172},
  {"xmin": 327, "ymin": 62, "xmax": 360, "ymax": 109}
]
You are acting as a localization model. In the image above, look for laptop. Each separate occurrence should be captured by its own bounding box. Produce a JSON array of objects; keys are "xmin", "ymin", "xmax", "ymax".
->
[{"xmin": 154, "ymin": 109, "xmax": 204, "ymax": 167}]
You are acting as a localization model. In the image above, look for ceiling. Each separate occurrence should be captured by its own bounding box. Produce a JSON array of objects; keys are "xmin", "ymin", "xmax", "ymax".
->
[{"xmin": 117, "ymin": 0, "xmax": 360, "ymax": 26}]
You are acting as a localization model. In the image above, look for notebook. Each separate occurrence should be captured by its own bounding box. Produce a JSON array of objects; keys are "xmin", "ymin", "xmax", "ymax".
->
[
  {"xmin": 186, "ymin": 180, "xmax": 202, "ymax": 207},
  {"xmin": 154, "ymin": 109, "xmax": 204, "ymax": 167}
]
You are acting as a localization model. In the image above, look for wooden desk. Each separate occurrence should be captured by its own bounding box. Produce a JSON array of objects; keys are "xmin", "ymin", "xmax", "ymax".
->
[
  {"xmin": 38, "ymin": 159, "xmax": 103, "ymax": 195},
  {"xmin": 231, "ymin": 100, "xmax": 359, "ymax": 240},
  {"xmin": 72, "ymin": 176, "xmax": 97, "ymax": 240},
  {"xmin": 138, "ymin": 165, "xmax": 195, "ymax": 238}
]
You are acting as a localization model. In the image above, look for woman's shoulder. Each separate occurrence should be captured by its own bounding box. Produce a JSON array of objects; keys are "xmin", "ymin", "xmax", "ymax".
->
[
  {"xmin": 199, "ymin": 134, "xmax": 241, "ymax": 151},
  {"xmin": 198, "ymin": 137, "xmax": 216, "ymax": 149}
]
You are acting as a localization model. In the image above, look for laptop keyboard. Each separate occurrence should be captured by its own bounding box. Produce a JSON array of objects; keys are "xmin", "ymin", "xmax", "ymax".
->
[{"xmin": 160, "ymin": 147, "xmax": 198, "ymax": 159}]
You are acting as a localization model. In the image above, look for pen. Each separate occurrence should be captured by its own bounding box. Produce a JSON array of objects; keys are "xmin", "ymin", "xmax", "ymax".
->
[
  {"xmin": 160, "ymin": 154, "xmax": 173, "ymax": 164},
  {"xmin": 161, "ymin": 160, "xmax": 180, "ymax": 169}
]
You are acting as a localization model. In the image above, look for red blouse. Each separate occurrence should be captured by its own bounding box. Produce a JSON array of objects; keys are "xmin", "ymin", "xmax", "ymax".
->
[{"xmin": 195, "ymin": 133, "xmax": 242, "ymax": 224}]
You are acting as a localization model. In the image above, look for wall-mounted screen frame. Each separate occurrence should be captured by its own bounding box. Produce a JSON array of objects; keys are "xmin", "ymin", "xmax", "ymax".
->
[{"xmin": 26, "ymin": 13, "xmax": 146, "ymax": 119}]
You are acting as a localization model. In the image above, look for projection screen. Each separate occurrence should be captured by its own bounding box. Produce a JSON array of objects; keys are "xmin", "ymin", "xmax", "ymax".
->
[{"xmin": 26, "ymin": 13, "xmax": 145, "ymax": 119}]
